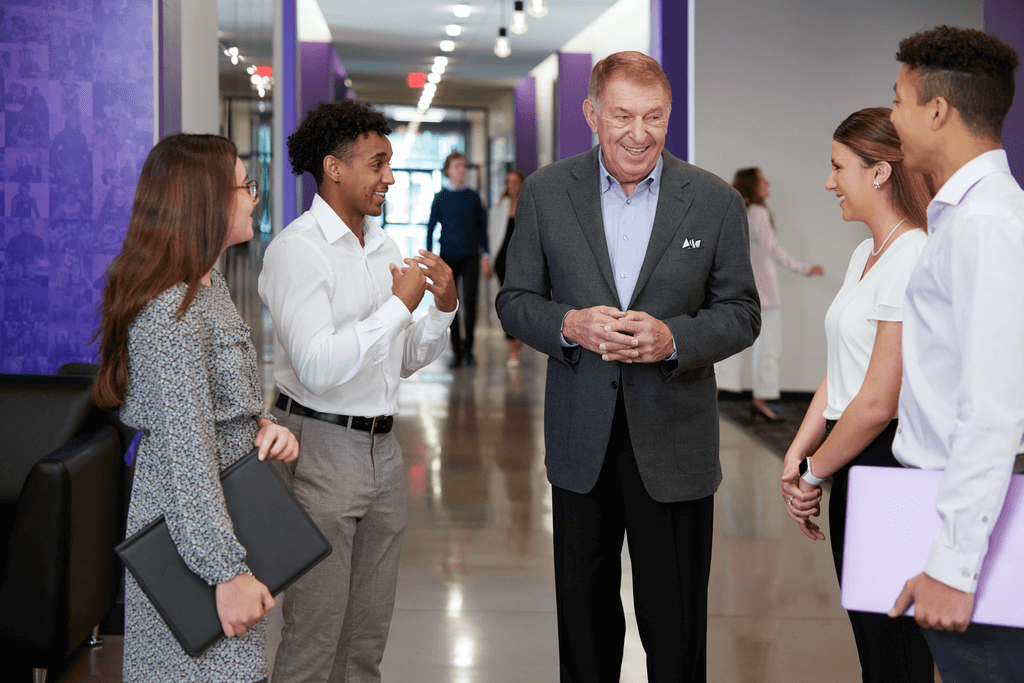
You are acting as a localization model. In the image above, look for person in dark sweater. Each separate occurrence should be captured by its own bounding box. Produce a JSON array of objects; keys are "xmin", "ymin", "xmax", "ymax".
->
[{"xmin": 426, "ymin": 151, "xmax": 488, "ymax": 367}]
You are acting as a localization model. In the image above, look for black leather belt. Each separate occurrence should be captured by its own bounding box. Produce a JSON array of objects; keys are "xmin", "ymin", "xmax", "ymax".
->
[{"xmin": 275, "ymin": 394, "xmax": 394, "ymax": 434}]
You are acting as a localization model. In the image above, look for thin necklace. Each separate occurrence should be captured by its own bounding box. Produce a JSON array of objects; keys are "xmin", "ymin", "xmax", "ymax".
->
[{"xmin": 871, "ymin": 218, "xmax": 906, "ymax": 256}]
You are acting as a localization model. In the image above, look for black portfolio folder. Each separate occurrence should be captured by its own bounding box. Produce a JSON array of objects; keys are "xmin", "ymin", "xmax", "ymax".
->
[{"xmin": 115, "ymin": 448, "xmax": 331, "ymax": 656}]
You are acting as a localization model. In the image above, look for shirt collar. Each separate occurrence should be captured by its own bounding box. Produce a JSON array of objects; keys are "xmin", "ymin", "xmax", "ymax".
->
[
  {"xmin": 927, "ymin": 150, "xmax": 1012, "ymax": 231},
  {"xmin": 310, "ymin": 193, "xmax": 386, "ymax": 250},
  {"xmin": 597, "ymin": 148, "xmax": 663, "ymax": 198}
]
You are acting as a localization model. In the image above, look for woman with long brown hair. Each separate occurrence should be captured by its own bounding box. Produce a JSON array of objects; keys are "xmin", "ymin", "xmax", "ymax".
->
[
  {"xmin": 94, "ymin": 133, "xmax": 297, "ymax": 683},
  {"xmin": 487, "ymin": 169, "xmax": 526, "ymax": 365},
  {"xmin": 733, "ymin": 167, "xmax": 824, "ymax": 421},
  {"xmin": 781, "ymin": 108, "xmax": 935, "ymax": 682}
]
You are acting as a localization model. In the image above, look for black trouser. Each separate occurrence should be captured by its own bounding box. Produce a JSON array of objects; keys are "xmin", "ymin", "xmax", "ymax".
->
[
  {"xmin": 441, "ymin": 252, "xmax": 479, "ymax": 356},
  {"xmin": 551, "ymin": 392, "xmax": 714, "ymax": 682},
  {"xmin": 827, "ymin": 419, "xmax": 935, "ymax": 683}
]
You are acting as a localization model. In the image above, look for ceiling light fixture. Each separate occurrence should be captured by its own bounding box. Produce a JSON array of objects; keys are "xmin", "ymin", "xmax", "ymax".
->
[
  {"xmin": 440, "ymin": 40, "xmax": 455, "ymax": 52},
  {"xmin": 453, "ymin": 4, "xmax": 471, "ymax": 18},
  {"xmin": 511, "ymin": 1, "xmax": 528, "ymax": 34},
  {"xmin": 434, "ymin": 55, "xmax": 449, "ymax": 66},
  {"xmin": 494, "ymin": 27, "xmax": 511, "ymax": 58},
  {"xmin": 431, "ymin": 63, "xmax": 446, "ymax": 74},
  {"xmin": 527, "ymin": 0, "xmax": 548, "ymax": 18},
  {"xmin": 446, "ymin": 24, "xmax": 462, "ymax": 37},
  {"xmin": 428, "ymin": 72, "xmax": 441, "ymax": 84}
]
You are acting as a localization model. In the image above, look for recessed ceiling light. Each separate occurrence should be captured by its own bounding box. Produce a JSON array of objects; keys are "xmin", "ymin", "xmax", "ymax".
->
[
  {"xmin": 431, "ymin": 63, "xmax": 446, "ymax": 74},
  {"xmin": 453, "ymin": 4, "xmax": 471, "ymax": 18},
  {"xmin": 440, "ymin": 40, "xmax": 455, "ymax": 52},
  {"xmin": 446, "ymin": 25, "xmax": 462, "ymax": 37},
  {"xmin": 434, "ymin": 56, "xmax": 449, "ymax": 66},
  {"xmin": 428, "ymin": 72, "xmax": 441, "ymax": 83}
]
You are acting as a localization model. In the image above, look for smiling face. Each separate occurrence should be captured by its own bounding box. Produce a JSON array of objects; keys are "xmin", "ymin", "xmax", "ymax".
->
[
  {"xmin": 825, "ymin": 141, "xmax": 878, "ymax": 223},
  {"xmin": 584, "ymin": 76, "xmax": 670, "ymax": 194},
  {"xmin": 335, "ymin": 132, "xmax": 395, "ymax": 225},
  {"xmin": 225, "ymin": 157, "xmax": 256, "ymax": 248},
  {"xmin": 890, "ymin": 64, "xmax": 934, "ymax": 175}
]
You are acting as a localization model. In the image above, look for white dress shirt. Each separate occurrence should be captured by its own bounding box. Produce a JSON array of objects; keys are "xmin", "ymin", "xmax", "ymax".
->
[
  {"xmin": 822, "ymin": 230, "xmax": 926, "ymax": 420},
  {"xmin": 893, "ymin": 150, "xmax": 1024, "ymax": 593},
  {"xmin": 258, "ymin": 194, "xmax": 457, "ymax": 417}
]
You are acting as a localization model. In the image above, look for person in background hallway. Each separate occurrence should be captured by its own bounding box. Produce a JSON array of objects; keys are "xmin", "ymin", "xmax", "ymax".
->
[
  {"xmin": 93, "ymin": 133, "xmax": 298, "ymax": 683},
  {"xmin": 497, "ymin": 51, "xmax": 760, "ymax": 683},
  {"xmin": 781, "ymin": 108, "xmax": 935, "ymax": 683},
  {"xmin": 426, "ymin": 150, "xmax": 488, "ymax": 367},
  {"xmin": 259, "ymin": 100, "xmax": 457, "ymax": 683},
  {"xmin": 887, "ymin": 26, "xmax": 1024, "ymax": 680},
  {"xmin": 487, "ymin": 169, "xmax": 526, "ymax": 366},
  {"xmin": 733, "ymin": 167, "xmax": 824, "ymax": 422}
]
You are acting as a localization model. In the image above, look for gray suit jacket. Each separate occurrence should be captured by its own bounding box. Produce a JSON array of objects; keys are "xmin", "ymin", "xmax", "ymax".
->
[{"xmin": 496, "ymin": 147, "xmax": 760, "ymax": 502}]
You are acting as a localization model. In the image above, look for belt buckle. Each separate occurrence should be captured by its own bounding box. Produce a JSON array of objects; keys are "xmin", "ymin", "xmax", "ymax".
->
[{"xmin": 370, "ymin": 416, "xmax": 379, "ymax": 434}]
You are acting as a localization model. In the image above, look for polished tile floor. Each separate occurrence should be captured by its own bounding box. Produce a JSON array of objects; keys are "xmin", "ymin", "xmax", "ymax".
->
[{"xmin": 53, "ymin": 314, "xmax": 932, "ymax": 683}]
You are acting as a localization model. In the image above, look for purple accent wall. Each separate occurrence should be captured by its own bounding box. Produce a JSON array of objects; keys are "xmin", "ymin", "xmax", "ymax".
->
[
  {"xmin": 985, "ymin": 0, "xmax": 1024, "ymax": 183},
  {"xmin": 300, "ymin": 42, "xmax": 335, "ymax": 212},
  {"xmin": 652, "ymin": 0, "xmax": 689, "ymax": 162},
  {"xmin": 1, "ymin": 0, "xmax": 154, "ymax": 374},
  {"xmin": 282, "ymin": 0, "xmax": 299, "ymax": 223},
  {"xmin": 514, "ymin": 76, "xmax": 538, "ymax": 176},
  {"xmin": 558, "ymin": 53, "xmax": 592, "ymax": 160}
]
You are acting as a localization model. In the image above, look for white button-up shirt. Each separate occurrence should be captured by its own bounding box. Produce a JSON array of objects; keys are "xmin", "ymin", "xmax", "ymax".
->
[
  {"xmin": 258, "ymin": 194, "xmax": 457, "ymax": 417},
  {"xmin": 893, "ymin": 150, "xmax": 1024, "ymax": 593}
]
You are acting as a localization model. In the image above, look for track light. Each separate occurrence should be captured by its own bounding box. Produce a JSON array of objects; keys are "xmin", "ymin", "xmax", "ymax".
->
[
  {"xmin": 511, "ymin": 1, "xmax": 527, "ymax": 34},
  {"xmin": 440, "ymin": 40, "xmax": 455, "ymax": 52},
  {"xmin": 494, "ymin": 27, "xmax": 511, "ymax": 58},
  {"xmin": 453, "ymin": 4, "xmax": 471, "ymax": 18}
]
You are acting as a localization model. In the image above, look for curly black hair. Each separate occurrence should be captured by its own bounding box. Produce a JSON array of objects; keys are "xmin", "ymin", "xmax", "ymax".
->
[
  {"xmin": 287, "ymin": 100, "xmax": 392, "ymax": 185},
  {"xmin": 896, "ymin": 26, "xmax": 1020, "ymax": 140}
]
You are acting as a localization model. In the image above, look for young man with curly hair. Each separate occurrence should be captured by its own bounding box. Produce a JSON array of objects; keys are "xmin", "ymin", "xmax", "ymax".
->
[
  {"xmin": 258, "ymin": 100, "xmax": 457, "ymax": 683},
  {"xmin": 887, "ymin": 25, "xmax": 1024, "ymax": 680}
]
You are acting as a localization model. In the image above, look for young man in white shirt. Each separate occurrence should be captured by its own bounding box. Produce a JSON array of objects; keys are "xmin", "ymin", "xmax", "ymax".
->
[
  {"xmin": 888, "ymin": 25, "xmax": 1024, "ymax": 679},
  {"xmin": 259, "ymin": 100, "xmax": 457, "ymax": 683}
]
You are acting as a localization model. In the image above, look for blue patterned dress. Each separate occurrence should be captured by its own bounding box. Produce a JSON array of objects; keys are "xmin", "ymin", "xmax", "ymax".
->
[{"xmin": 119, "ymin": 271, "xmax": 272, "ymax": 683}]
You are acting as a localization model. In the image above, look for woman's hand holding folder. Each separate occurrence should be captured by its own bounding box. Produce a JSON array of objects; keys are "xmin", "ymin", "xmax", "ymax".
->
[{"xmin": 216, "ymin": 573, "xmax": 275, "ymax": 637}]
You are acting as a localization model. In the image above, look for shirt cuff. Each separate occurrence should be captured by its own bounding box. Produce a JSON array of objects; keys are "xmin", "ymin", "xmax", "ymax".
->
[
  {"xmin": 427, "ymin": 300, "xmax": 459, "ymax": 327},
  {"xmin": 665, "ymin": 336, "xmax": 677, "ymax": 361},
  {"xmin": 924, "ymin": 537, "xmax": 984, "ymax": 593},
  {"xmin": 380, "ymin": 295, "xmax": 414, "ymax": 338},
  {"xmin": 560, "ymin": 309, "xmax": 578, "ymax": 348}
]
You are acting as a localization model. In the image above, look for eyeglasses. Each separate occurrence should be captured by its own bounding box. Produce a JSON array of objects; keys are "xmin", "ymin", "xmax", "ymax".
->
[{"xmin": 237, "ymin": 179, "xmax": 259, "ymax": 200}]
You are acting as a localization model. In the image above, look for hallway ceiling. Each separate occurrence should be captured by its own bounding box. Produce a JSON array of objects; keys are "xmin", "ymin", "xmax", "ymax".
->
[{"xmin": 219, "ymin": 0, "xmax": 620, "ymax": 107}]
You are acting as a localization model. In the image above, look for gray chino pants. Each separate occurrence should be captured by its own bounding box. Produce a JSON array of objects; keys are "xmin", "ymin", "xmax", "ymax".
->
[{"xmin": 269, "ymin": 407, "xmax": 407, "ymax": 683}]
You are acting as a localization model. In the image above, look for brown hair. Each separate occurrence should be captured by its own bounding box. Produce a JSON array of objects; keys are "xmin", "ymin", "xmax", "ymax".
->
[
  {"xmin": 500, "ymin": 169, "xmax": 525, "ymax": 201},
  {"xmin": 92, "ymin": 133, "xmax": 238, "ymax": 407},
  {"xmin": 896, "ymin": 25, "xmax": 1019, "ymax": 140},
  {"xmin": 832, "ymin": 107, "xmax": 934, "ymax": 230},
  {"xmin": 732, "ymin": 168, "xmax": 764, "ymax": 207},
  {"xmin": 588, "ymin": 51, "xmax": 672, "ymax": 112},
  {"xmin": 443, "ymin": 150, "xmax": 466, "ymax": 177}
]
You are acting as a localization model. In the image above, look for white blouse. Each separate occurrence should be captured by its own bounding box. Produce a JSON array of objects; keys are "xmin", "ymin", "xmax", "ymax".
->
[{"xmin": 822, "ymin": 229, "xmax": 927, "ymax": 420}]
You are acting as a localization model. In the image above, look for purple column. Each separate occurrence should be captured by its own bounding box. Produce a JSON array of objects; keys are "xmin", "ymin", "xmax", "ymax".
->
[
  {"xmin": 515, "ymin": 77, "xmax": 539, "ymax": 176},
  {"xmin": 985, "ymin": 0, "xmax": 1024, "ymax": 183},
  {"xmin": 282, "ymin": 0, "xmax": 299, "ymax": 223},
  {"xmin": 558, "ymin": 53, "xmax": 593, "ymax": 160},
  {"xmin": 651, "ymin": 0, "xmax": 690, "ymax": 162},
  {"xmin": 300, "ymin": 42, "xmax": 335, "ymax": 212}
]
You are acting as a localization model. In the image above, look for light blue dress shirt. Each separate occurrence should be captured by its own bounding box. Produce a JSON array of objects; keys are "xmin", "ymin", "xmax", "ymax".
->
[{"xmin": 598, "ymin": 149, "xmax": 664, "ymax": 310}]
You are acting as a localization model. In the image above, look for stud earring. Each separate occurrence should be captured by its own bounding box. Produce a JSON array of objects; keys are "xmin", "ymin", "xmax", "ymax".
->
[{"xmin": 873, "ymin": 180, "xmax": 881, "ymax": 190}]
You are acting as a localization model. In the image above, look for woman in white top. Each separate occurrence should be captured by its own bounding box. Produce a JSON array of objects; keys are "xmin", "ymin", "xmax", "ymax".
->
[
  {"xmin": 782, "ymin": 108, "xmax": 935, "ymax": 682},
  {"xmin": 733, "ymin": 168, "xmax": 824, "ymax": 421},
  {"xmin": 488, "ymin": 170, "xmax": 525, "ymax": 366}
]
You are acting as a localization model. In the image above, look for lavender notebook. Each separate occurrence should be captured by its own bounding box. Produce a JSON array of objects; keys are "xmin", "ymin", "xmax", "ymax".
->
[{"xmin": 841, "ymin": 465, "xmax": 1024, "ymax": 628}]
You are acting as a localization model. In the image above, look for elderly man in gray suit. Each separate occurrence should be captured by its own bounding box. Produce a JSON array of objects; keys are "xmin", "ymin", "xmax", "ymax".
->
[{"xmin": 497, "ymin": 51, "xmax": 760, "ymax": 682}]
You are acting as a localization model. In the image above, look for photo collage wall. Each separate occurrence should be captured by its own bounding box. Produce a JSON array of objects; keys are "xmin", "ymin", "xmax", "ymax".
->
[{"xmin": 1, "ymin": 0, "xmax": 153, "ymax": 374}]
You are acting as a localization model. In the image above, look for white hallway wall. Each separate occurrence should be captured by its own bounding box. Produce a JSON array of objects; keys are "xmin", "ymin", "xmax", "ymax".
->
[
  {"xmin": 697, "ymin": 0, "xmax": 981, "ymax": 391},
  {"xmin": 524, "ymin": 0, "xmax": 982, "ymax": 392}
]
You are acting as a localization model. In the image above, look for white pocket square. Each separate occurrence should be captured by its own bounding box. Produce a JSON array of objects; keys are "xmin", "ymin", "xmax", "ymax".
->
[{"xmin": 681, "ymin": 238, "xmax": 702, "ymax": 249}]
